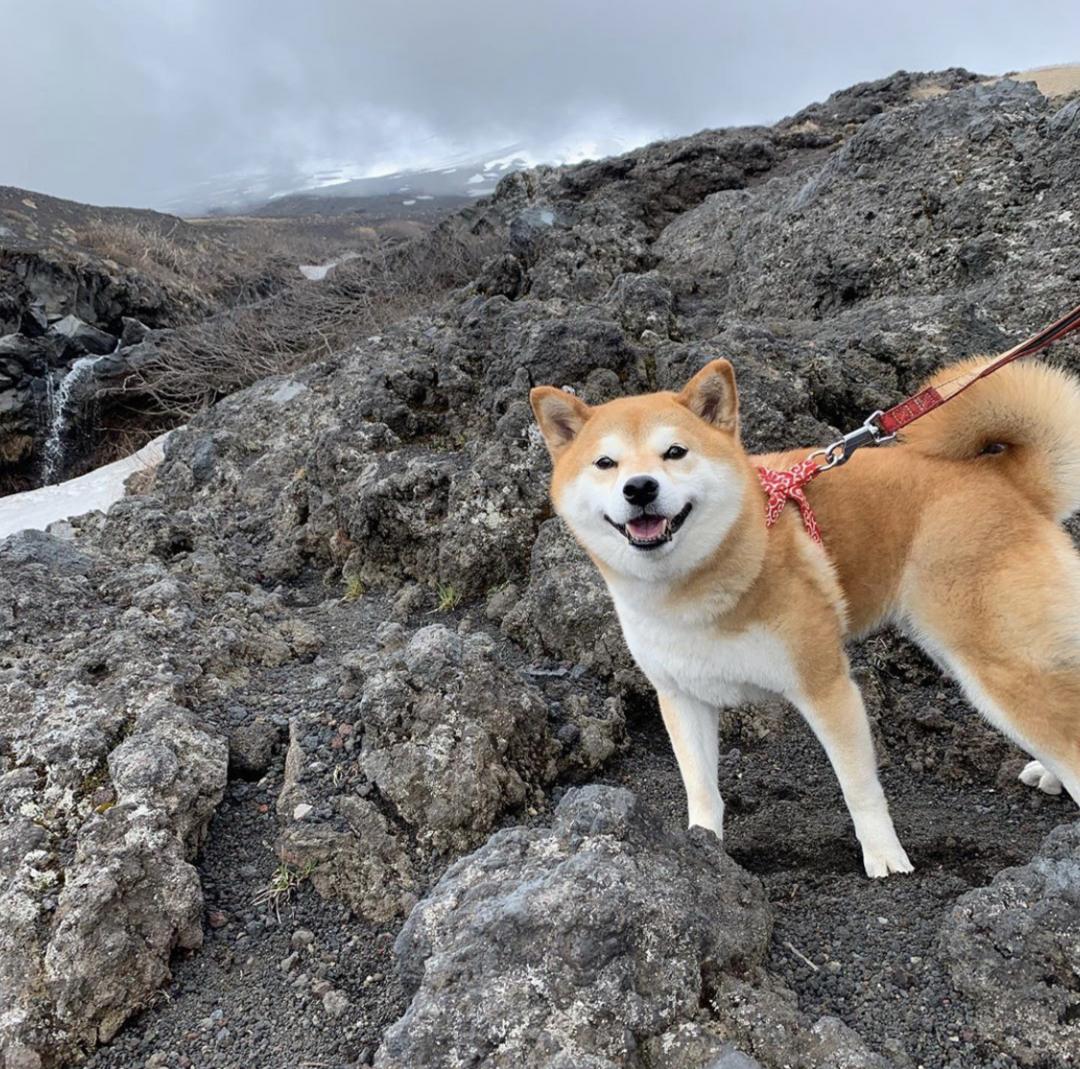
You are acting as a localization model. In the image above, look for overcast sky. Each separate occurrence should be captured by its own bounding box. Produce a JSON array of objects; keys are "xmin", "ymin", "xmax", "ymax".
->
[{"xmin": 2, "ymin": 0, "xmax": 1078, "ymax": 210}]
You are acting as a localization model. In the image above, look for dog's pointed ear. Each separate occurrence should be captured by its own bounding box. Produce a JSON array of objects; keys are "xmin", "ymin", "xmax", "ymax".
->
[
  {"xmin": 677, "ymin": 359, "xmax": 738, "ymax": 433},
  {"xmin": 530, "ymin": 386, "xmax": 592, "ymax": 457}
]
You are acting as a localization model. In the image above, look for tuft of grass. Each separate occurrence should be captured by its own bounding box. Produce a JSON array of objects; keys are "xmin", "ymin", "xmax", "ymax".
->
[
  {"xmin": 253, "ymin": 861, "xmax": 318, "ymax": 920},
  {"xmin": 436, "ymin": 583, "xmax": 462, "ymax": 613},
  {"xmin": 342, "ymin": 575, "xmax": 365, "ymax": 602}
]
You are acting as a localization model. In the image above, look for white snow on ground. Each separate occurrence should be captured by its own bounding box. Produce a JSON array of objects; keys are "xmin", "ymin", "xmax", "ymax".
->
[
  {"xmin": 0, "ymin": 433, "xmax": 173, "ymax": 541},
  {"xmin": 417, "ymin": 194, "xmax": 434, "ymax": 200},
  {"xmin": 402, "ymin": 199, "xmax": 416, "ymax": 206},
  {"xmin": 298, "ymin": 251, "xmax": 361, "ymax": 281},
  {"xmin": 299, "ymin": 263, "xmax": 333, "ymax": 281}
]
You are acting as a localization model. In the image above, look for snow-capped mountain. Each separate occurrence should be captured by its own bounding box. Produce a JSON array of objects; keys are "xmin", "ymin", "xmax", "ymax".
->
[{"xmin": 158, "ymin": 135, "xmax": 642, "ymax": 216}]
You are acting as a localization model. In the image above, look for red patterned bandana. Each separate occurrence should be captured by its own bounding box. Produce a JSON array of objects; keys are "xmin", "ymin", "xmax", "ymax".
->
[{"xmin": 756, "ymin": 457, "xmax": 824, "ymax": 543}]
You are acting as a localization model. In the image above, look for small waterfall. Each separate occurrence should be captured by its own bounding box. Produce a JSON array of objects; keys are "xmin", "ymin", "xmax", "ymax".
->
[{"xmin": 42, "ymin": 353, "xmax": 108, "ymax": 485}]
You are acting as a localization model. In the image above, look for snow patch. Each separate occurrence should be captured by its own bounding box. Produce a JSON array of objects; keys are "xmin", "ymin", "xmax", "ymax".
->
[
  {"xmin": 299, "ymin": 251, "xmax": 361, "ymax": 281},
  {"xmin": 0, "ymin": 433, "xmax": 174, "ymax": 540}
]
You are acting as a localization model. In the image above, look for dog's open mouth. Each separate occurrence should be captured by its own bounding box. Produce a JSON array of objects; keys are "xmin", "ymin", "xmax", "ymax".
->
[{"xmin": 605, "ymin": 503, "xmax": 693, "ymax": 550}]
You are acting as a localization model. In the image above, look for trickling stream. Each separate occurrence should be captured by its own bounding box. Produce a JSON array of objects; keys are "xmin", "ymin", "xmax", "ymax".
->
[{"xmin": 42, "ymin": 353, "xmax": 109, "ymax": 485}]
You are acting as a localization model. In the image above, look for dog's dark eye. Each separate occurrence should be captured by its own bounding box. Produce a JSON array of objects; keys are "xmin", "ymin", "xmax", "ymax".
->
[
  {"xmin": 594, "ymin": 456, "xmax": 617, "ymax": 470},
  {"xmin": 663, "ymin": 445, "xmax": 688, "ymax": 460}
]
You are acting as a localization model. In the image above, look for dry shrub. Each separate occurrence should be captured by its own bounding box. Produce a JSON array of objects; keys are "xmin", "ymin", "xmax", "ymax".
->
[
  {"xmin": 0, "ymin": 433, "xmax": 33, "ymax": 464},
  {"xmin": 188, "ymin": 215, "xmax": 380, "ymax": 267},
  {"xmin": 119, "ymin": 227, "xmax": 502, "ymax": 418},
  {"xmin": 77, "ymin": 219, "xmax": 243, "ymax": 296}
]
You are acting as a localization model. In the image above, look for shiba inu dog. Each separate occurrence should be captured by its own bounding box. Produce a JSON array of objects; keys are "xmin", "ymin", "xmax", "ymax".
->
[{"xmin": 531, "ymin": 357, "xmax": 1080, "ymax": 877}]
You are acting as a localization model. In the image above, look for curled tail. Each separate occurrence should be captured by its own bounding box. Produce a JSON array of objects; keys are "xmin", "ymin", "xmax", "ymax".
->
[{"xmin": 899, "ymin": 357, "xmax": 1080, "ymax": 521}]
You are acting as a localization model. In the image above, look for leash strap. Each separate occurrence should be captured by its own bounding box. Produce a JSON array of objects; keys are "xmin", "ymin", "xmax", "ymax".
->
[
  {"xmin": 758, "ymin": 300, "xmax": 1080, "ymax": 541},
  {"xmin": 877, "ymin": 300, "xmax": 1080, "ymax": 436}
]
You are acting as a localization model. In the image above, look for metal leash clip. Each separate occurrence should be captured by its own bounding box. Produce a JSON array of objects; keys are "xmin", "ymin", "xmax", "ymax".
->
[{"xmin": 809, "ymin": 411, "xmax": 896, "ymax": 471}]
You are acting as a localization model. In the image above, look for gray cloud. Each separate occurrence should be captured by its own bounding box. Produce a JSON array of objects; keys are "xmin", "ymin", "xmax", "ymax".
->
[{"xmin": 2, "ymin": 0, "xmax": 1078, "ymax": 208}]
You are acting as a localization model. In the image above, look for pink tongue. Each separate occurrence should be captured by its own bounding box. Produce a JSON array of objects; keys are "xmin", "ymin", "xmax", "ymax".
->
[{"xmin": 627, "ymin": 515, "xmax": 666, "ymax": 540}]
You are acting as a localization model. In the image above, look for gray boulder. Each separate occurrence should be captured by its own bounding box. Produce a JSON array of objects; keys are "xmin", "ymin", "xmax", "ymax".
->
[
  {"xmin": 49, "ymin": 314, "xmax": 116, "ymax": 357},
  {"xmin": 277, "ymin": 625, "xmax": 624, "ymax": 920},
  {"xmin": 42, "ymin": 704, "xmax": 226, "ymax": 1050},
  {"xmin": 376, "ymin": 786, "xmax": 771, "ymax": 1068},
  {"xmin": 940, "ymin": 820, "xmax": 1080, "ymax": 1063}
]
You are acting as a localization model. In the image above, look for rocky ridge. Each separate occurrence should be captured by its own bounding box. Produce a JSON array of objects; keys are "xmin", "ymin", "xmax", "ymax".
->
[
  {"xmin": 3, "ymin": 68, "xmax": 1080, "ymax": 1068},
  {"xmin": 0, "ymin": 188, "xmax": 226, "ymax": 491}
]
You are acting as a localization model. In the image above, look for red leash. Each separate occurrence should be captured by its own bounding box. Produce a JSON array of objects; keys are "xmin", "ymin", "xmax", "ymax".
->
[{"xmin": 757, "ymin": 300, "xmax": 1080, "ymax": 542}]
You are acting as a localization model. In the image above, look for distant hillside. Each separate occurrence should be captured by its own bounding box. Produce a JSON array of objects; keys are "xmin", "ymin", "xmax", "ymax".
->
[
  {"xmin": 0, "ymin": 185, "xmax": 200, "ymax": 256},
  {"xmin": 160, "ymin": 136, "xmax": 638, "ymax": 216},
  {"xmin": 0, "ymin": 181, "xmax": 490, "ymax": 492}
]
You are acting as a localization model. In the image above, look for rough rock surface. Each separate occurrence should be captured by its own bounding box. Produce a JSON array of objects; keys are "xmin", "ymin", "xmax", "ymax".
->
[
  {"xmin": 0, "ymin": 521, "xmax": 316, "ymax": 1064},
  {"xmin": 276, "ymin": 623, "xmax": 624, "ymax": 922},
  {"xmin": 940, "ymin": 821, "xmax": 1080, "ymax": 1064},
  {"xmin": 375, "ymin": 786, "xmax": 893, "ymax": 1069},
  {"xmin": 3, "ymin": 69, "xmax": 1080, "ymax": 1067},
  {"xmin": 376, "ymin": 786, "xmax": 771, "ymax": 1069}
]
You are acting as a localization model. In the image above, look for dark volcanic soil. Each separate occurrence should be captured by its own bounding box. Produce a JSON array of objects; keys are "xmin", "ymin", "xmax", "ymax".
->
[
  {"xmin": 82, "ymin": 582, "xmax": 1069, "ymax": 1069},
  {"xmin": 608, "ymin": 700, "xmax": 1066, "ymax": 1069}
]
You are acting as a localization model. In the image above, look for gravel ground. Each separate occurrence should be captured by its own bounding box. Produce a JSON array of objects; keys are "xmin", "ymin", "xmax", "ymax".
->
[
  {"xmin": 604, "ymin": 676, "xmax": 1068, "ymax": 1069},
  {"xmin": 82, "ymin": 582, "xmax": 1071, "ymax": 1069},
  {"xmin": 83, "ymin": 759, "xmax": 409, "ymax": 1069}
]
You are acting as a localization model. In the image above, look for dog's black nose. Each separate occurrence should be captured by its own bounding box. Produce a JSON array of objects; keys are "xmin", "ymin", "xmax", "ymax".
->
[{"xmin": 623, "ymin": 475, "xmax": 659, "ymax": 506}]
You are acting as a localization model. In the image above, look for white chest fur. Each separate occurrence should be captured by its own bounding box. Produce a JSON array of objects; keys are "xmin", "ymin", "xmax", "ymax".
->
[{"xmin": 609, "ymin": 584, "xmax": 799, "ymax": 707}]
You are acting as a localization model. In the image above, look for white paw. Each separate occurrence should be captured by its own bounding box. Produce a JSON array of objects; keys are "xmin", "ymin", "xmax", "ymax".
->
[
  {"xmin": 1019, "ymin": 760, "xmax": 1063, "ymax": 795},
  {"xmin": 861, "ymin": 839, "xmax": 915, "ymax": 879}
]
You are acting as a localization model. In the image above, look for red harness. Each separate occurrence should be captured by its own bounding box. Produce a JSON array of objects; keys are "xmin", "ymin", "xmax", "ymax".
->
[
  {"xmin": 757, "ymin": 300, "xmax": 1080, "ymax": 542},
  {"xmin": 756, "ymin": 458, "xmax": 824, "ymax": 542}
]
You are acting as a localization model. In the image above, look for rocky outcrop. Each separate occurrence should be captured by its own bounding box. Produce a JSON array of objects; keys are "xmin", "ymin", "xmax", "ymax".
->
[
  {"xmin": 0, "ymin": 187, "xmax": 217, "ymax": 492},
  {"xmin": 0, "ymin": 311, "xmax": 166, "ymax": 492},
  {"xmin": 940, "ymin": 821, "xmax": 1080, "ymax": 1064},
  {"xmin": 375, "ymin": 786, "xmax": 770, "ymax": 1069},
  {"xmin": 276, "ymin": 624, "xmax": 624, "ymax": 922},
  {"xmin": 0, "ymin": 520, "xmax": 321, "ymax": 1065}
]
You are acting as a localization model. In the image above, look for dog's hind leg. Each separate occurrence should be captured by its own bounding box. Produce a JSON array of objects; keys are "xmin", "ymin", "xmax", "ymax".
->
[
  {"xmin": 1019, "ymin": 760, "xmax": 1063, "ymax": 795},
  {"xmin": 657, "ymin": 691, "xmax": 724, "ymax": 839},
  {"xmin": 905, "ymin": 525, "xmax": 1080, "ymax": 805},
  {"xmin": 910, "ymin": 641, "xmax": 1080, "ymax": 805},
  {"xmin": 792, "ymin": 672, "xmax": 913, "ymax": 877}
]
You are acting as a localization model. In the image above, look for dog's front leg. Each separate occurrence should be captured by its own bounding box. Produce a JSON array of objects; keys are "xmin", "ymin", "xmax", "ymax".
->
[
  {"xmin": 657, "ymin": 691, "xmax": 724, "ymax": 838},
  {"xmin": 792, "ymin": 675, "xmax": 913, "ymax": 878}
]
